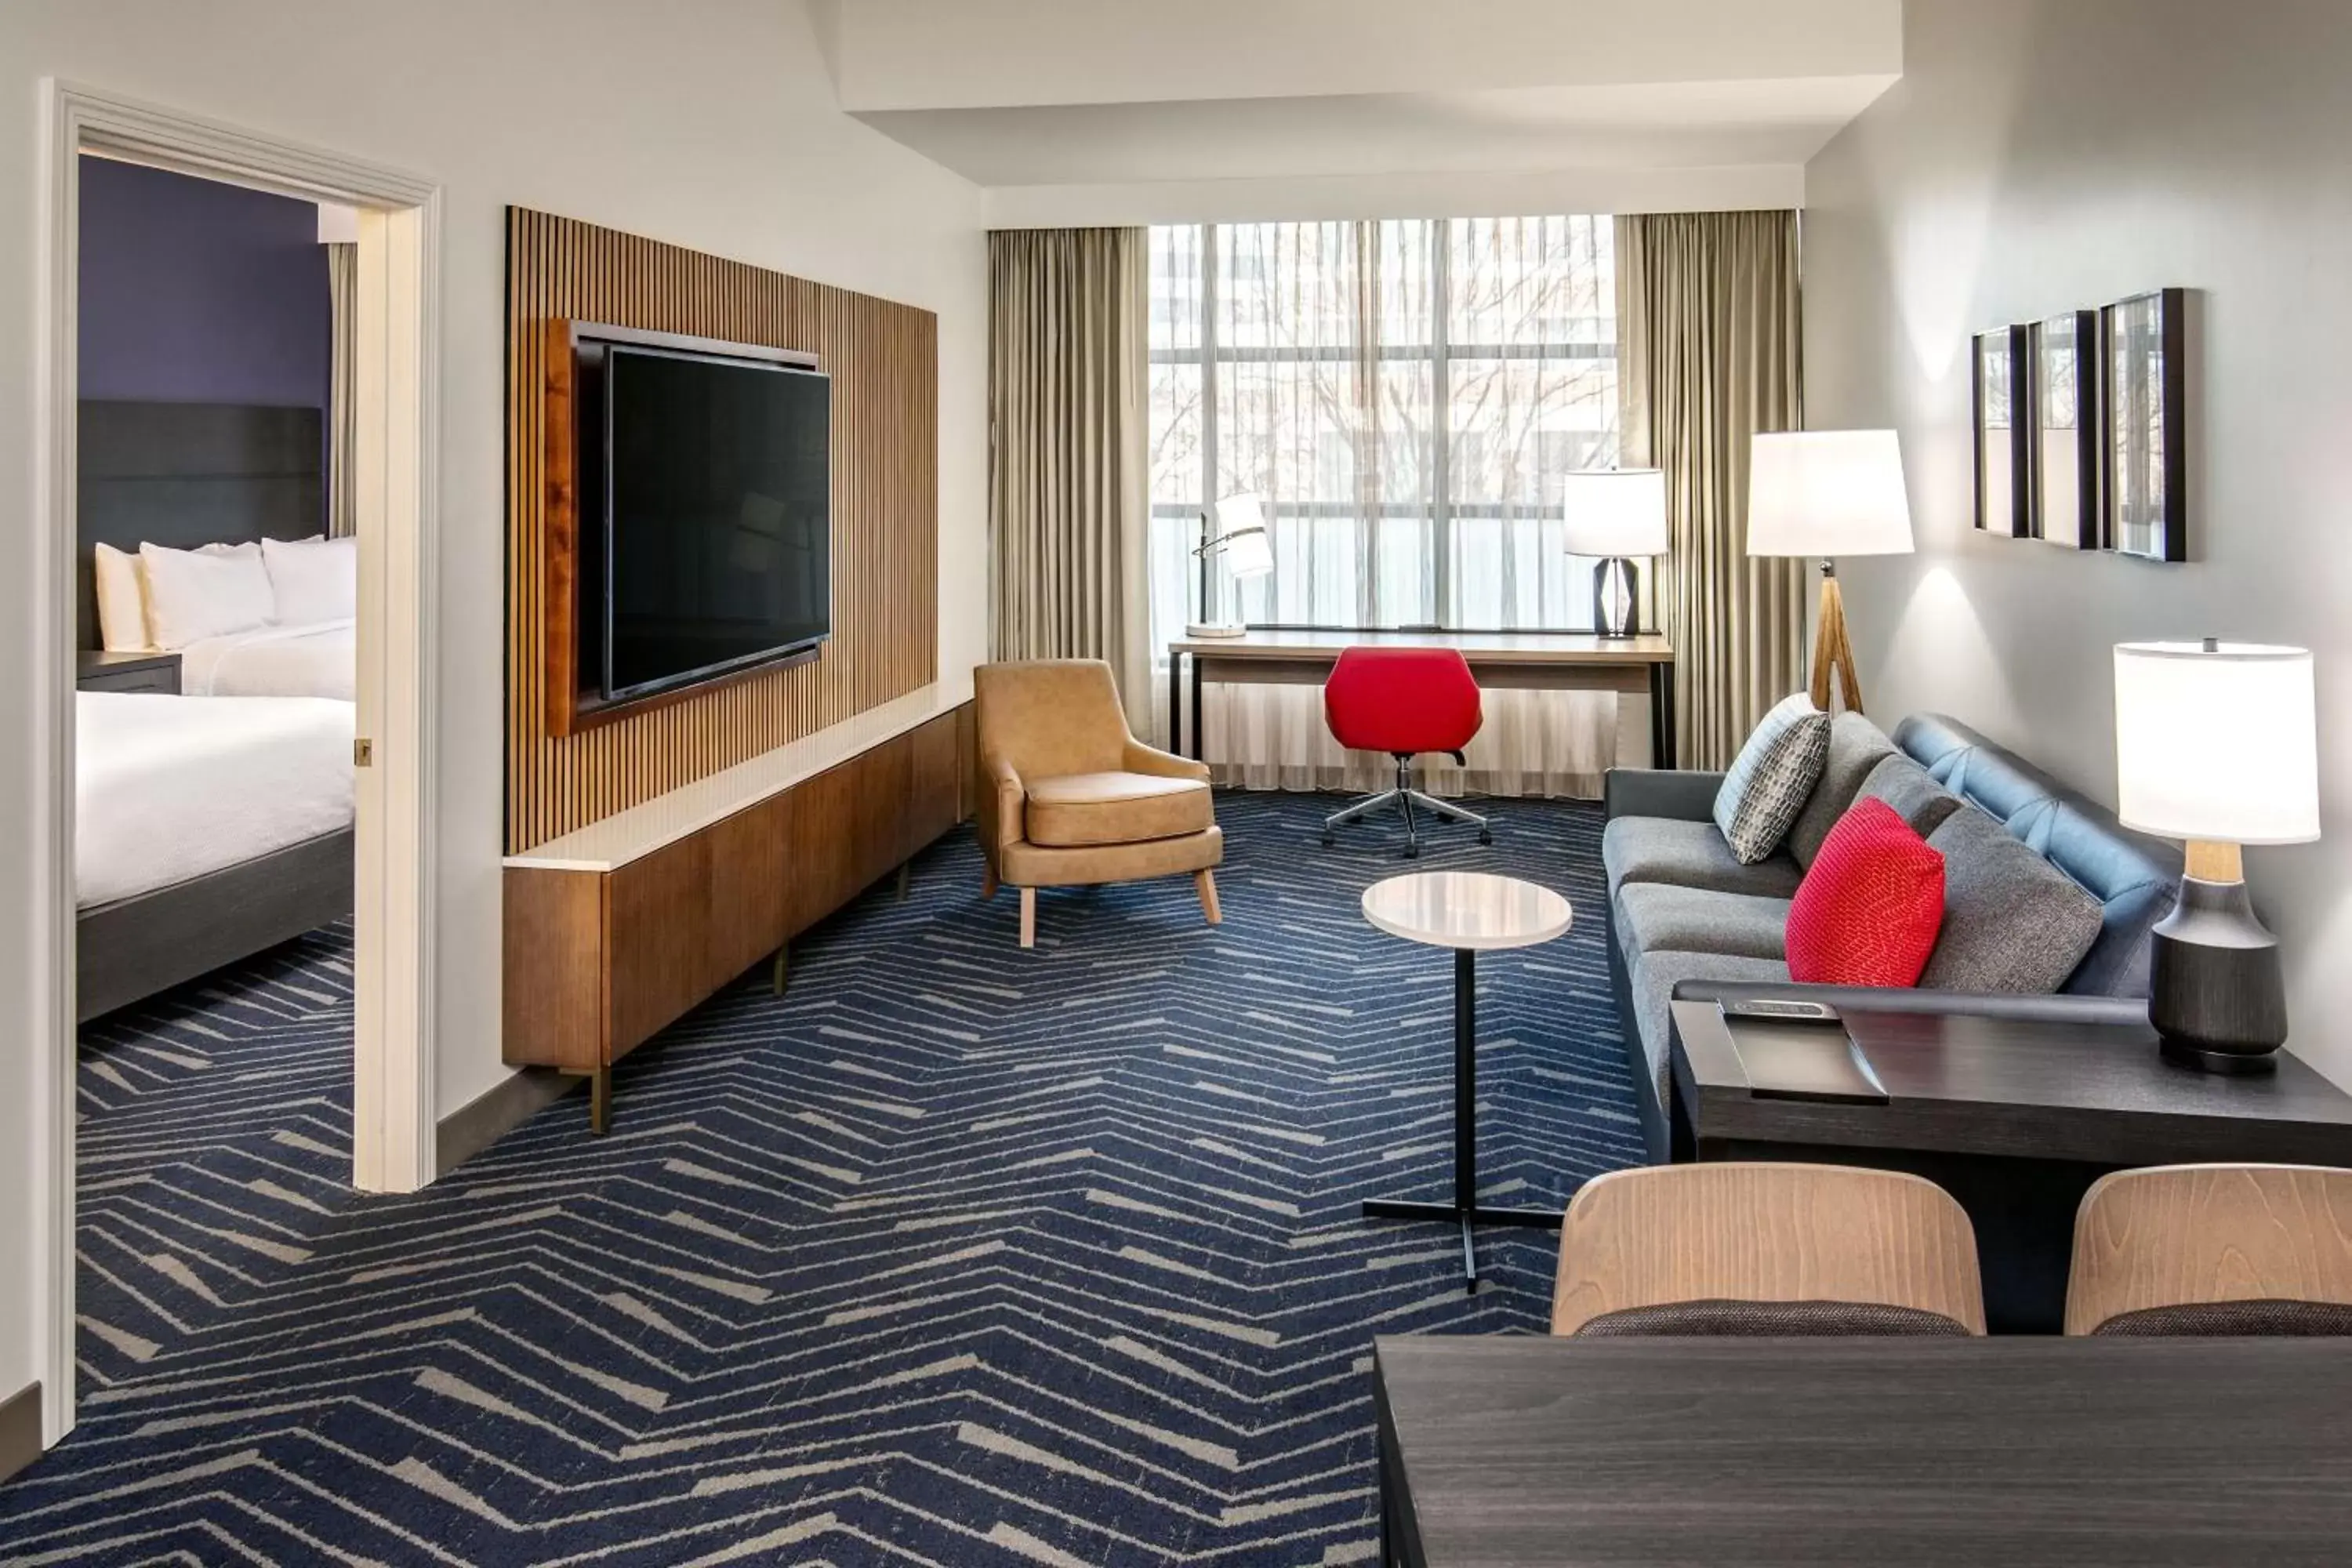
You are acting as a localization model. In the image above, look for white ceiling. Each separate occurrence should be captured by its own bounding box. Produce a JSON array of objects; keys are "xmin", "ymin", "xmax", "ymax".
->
[{"xmin": 817, "ymin": 0, "xmax": 1903, "ymax": 199}]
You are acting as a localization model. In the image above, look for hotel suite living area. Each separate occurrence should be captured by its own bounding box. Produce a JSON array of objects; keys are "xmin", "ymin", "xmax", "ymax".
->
[{"xmin": 9, "ymin": 2, "xmax": 2352, "ymax": 1564}]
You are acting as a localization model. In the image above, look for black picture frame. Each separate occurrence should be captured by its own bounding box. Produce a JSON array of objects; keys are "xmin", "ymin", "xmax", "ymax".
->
[
  {"xmin": 2030, "ymin": 310, "xmax": 2102, "ymax": 549},
  {"xmin": 2102, "ymin": 288, "xmax": 2187, "ymax": 562},
  {"xmin": 1972, "ymin": 325, "xmax": 2031, "ymax": 537}
]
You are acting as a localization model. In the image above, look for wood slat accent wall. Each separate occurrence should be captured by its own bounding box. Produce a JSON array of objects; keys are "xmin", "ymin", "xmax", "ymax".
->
[{"xmin": 505, "ymin": 207, "xmax": 939, "ymax": 852}]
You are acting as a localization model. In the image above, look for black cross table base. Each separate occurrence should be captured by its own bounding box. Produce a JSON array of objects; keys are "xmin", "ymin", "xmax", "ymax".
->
[{"xmin": 1363, "ymin": 946, "xmax": 1563, "ymax": 1293}]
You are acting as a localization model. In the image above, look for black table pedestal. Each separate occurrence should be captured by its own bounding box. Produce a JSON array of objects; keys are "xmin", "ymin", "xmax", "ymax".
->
[{"xmin": 1363, "ymin": 946, "xmax": 1562, "ymax": 1293}]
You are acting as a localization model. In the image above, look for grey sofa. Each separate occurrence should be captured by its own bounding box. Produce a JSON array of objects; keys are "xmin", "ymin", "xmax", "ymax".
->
[{"xmin": 1603, "ymin": 713, "xmax": 2181, "ymax": 1163}]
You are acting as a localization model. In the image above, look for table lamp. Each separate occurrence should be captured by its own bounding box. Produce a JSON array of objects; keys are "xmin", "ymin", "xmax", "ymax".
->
[
  {"xmin": 1745, "ymin": 430, "xmax": 1915, "ymax": 713},
  {"xmin": 2114, "ymin": 640, "xmax": 2320, "ymax": 1073},
  {"xmin": 1562, "ymin": 468, "xmax": 1669, "ymax": 638},
  {"xmin": 1186, "ymin": 492, "xmax": 1274, "ymax": 638}
]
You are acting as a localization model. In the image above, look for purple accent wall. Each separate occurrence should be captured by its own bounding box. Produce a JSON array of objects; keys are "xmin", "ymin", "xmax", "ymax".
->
[{"xmin": 78, "ymin": 156, "xmax": 329, "ymax": 410}]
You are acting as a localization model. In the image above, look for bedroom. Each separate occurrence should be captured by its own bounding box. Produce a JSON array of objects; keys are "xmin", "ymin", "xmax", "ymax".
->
[{"xmin": 73, "ymin": 156, "xmax": 359, "ymax": 1070}]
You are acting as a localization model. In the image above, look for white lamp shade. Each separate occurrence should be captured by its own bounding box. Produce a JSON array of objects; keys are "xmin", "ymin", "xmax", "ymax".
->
[
  {"xmin": 1213, "ymin": 493, "xmax": 1275, "ymax": 579},
  {"xmin": 2114, "ymin": 641, "xmax": 2320, "ymax": 844},
  {"xmin": 1746, "ymin": 430, "xmax": 1915, "ymax": 558},
  {"xmin": 1561, "ymin": 468, "xmax": 1669, "ymax": 557}
]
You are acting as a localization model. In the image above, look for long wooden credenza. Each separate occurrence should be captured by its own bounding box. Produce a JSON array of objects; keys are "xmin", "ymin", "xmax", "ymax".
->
[{"xmin": 503, "ymin": 685, "xmax": 975, "ymax": 1130}]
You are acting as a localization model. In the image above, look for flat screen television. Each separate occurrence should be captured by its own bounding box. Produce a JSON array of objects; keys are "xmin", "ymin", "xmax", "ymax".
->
[{"xmin": 593, "ymin": 341, "xmax": 831, "ymax": 703}]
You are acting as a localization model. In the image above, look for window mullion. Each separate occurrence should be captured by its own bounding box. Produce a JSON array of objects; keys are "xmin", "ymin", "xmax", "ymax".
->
[{"xmin": 1431, "ymin": 220, "xmax": 1452, "ymax": 627}]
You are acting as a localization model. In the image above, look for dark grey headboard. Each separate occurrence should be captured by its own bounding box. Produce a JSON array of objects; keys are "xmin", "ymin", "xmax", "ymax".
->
[{"xmin": 77, "ymin": 399, "xmax": 325, "ymax": 649}]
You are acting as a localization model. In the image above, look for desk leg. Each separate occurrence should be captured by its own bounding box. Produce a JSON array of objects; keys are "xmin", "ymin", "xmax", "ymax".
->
[
  {"xmin": 1363, "ymin": 947, "xmax": 1562, "ymax": 1292},
  {"xmin": 1168, "ymin": 651, "xmax": 1183, "ymax": 758},
  {"xmin": 1189, "ymin": 655, "xmax": 1205, "ymax": 763},
  {"xmin": 1648, "ymin": 661, "xmax": 1675, "ymax": 770}
]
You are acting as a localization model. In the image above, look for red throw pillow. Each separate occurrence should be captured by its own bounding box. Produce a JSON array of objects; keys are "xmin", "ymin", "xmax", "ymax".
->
[{"xmin": 1785, "ymin": 797, "xmax": 1946, "ymax": 987}]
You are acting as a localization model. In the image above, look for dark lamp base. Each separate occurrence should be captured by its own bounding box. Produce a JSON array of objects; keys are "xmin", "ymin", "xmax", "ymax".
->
[
  {"xmin": 2160, "ymin": 1038, "xmax": 2280, "ymax": 1076},
  {"xmin": 1592, "ymin": 557, "xmax": 1639, "ymax": 638},
  {"xmin": 2148, "ymin": 873, "xmax": 2288, "ymax": 1074}
]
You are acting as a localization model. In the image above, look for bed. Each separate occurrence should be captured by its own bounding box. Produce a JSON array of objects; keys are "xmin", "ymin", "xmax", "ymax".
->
[
  {"xmin": 179, "ymin": 617, "xmax": 357, "ymax": 699},
  {"xmin": 76, "ymin": 399, "xmax": 355, "ymax": 1020}
]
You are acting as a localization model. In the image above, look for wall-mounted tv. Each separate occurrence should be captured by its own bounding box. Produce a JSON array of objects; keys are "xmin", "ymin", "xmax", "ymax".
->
[{"xmin": 574, "ymin": 329, "xmax": 832, "ymax": 707}]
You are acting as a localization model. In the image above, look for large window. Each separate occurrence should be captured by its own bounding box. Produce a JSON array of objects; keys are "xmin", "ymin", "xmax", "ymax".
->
[{"xmin": 1149, "ymin": 217, "xmax": 1619, "ymax": 643}]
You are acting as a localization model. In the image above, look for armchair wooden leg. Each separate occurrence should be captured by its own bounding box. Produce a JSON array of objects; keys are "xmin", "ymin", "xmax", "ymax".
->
[
  {"xmin": 1019, "ymin": 886, "xmax": 1036, "ymax": 948},
  {"xmin": 982, "ymin": 861, "xmax": 999, "ymax": 900},
  {"xmin": 1195, "ymin": 869, "xmax": 1222, "ymax": 925}
]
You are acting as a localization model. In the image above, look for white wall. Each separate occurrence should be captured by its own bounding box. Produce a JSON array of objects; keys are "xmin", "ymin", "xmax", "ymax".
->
[
  {"xmin": 0, "ymin": 0, "xmax": 986, "ymax": 1420},
  {"xmin": 1803, "ymin": 0, "xmax": 2352, "ymax": 1085}
]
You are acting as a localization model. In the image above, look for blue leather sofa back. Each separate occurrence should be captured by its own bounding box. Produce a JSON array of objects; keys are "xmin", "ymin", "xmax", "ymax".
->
[{"xmin": 1893, "ymin": 714, "xmax": 2181, "ymax": 1000}]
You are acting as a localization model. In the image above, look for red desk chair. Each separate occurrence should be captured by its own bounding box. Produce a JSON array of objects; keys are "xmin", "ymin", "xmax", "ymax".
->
[{"xmin": 1322, "ymin": 646, "xmax": 1491, "ymax": 857}]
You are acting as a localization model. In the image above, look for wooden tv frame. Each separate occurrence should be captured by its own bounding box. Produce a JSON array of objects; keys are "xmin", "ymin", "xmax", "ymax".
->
[{"xmin": 541, "ymin": 318, "xmax": 825, "ymax": 739}]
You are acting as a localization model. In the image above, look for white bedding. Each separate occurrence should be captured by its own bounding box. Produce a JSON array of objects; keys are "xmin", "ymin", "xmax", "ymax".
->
[
  {"xmin": 78, "ymin": 691, "xmax": 354, "ymax": 909},
  {"xmin": 177, "ymin": 618, "xmax": 355, "ymax": 701}
]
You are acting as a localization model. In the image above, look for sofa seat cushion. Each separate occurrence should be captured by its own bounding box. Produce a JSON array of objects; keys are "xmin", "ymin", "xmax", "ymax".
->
[
  {"xmin": 1629, "ymin": 949, "xmax": 1792, "ymax": 1104},
  {"xmin": 1025, "ymin": 771, "xmax": 1212, "ymax": 848},
  {"xmin": 1617, "ymin": 883, "xmax": 1791, "ymax": 964},
  {"xmin": 1605, "ymin": 816, "xmax": 1805, "ymax": 903}
]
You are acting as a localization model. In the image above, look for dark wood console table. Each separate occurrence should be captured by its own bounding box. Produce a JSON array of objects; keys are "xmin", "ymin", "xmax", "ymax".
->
[
  {"xmin": 1374, "ymin": 1335, "xmax": 2352, "ymax": 1567},
  {"xmin": 1669, "ymin": 1000, "xmax": 2352, "ymax": 1331}
]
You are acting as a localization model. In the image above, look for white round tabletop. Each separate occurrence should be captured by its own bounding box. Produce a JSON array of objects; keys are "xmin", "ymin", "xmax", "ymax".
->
[{"xmin": 1360, "ymin": 871, "xmax": 1573, "ymax": 952}]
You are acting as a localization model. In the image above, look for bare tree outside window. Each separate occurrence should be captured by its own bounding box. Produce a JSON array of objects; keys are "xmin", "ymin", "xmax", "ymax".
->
[{"xmin": 1147, "ymin": 217, "xmax": 1619, "ymax": 660}]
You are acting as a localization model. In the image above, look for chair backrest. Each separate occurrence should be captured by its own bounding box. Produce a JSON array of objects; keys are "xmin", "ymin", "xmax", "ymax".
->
[
  {"xmin": 1552, "ymin": 1163, "xmax": 1987, "ymax": 1337},
  {"xmin": 2066, "ymin": 1164, "xmax": 2352, "ymax": 1336},
  {"xmin": 1323, "ymin": 646, "xmax": 1483, "ymax": 757},
  {"xmin": 974, "ymin": 659, "xmax": 1134, "ymax": 779}
]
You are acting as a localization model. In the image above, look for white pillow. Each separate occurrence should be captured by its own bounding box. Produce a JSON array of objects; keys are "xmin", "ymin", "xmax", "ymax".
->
[
  {"xmin": 139, "ymin": 540, "xmax": 277, "ymax": 648},
  {"xmin": 93, "ymin": 542, "xmax": 153, "ymax": 651},
  {"xmin": 261, "ymin": 535, "xmax": 358, "ymax": 626}
]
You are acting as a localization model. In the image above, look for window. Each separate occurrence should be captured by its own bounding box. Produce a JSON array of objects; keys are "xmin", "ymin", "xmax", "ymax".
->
[{"xmin": 1149, "ymin": 217, "xmax": 1619, "ymax": 644}]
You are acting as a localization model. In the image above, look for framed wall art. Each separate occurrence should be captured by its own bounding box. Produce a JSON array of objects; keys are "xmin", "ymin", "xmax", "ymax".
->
[
  {"xmin": 2031, "ymin": 310, "xmax": 2102, "ymax": 549},
  {"xmin": 1973, "ymin": 325, "xmax": 2031, "ymax": 537},
  {"xmin": 2103, "ymin": 288, "xmax": 2187, "ymax": 562}
]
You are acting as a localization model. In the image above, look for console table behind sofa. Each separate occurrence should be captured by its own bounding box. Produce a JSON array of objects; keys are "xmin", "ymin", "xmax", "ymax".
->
[{"xmin": 503, "ymin": 685, "xmax": 974, "ymax": 1130}]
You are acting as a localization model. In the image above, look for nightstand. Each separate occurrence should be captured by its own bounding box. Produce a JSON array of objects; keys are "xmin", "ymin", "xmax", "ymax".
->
[{"xmin": 78, "ymin": 649, "xmax": 182, "ymax": 695}]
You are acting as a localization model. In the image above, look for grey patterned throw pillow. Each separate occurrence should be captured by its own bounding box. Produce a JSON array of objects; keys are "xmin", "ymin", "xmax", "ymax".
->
[{"xmin": 1711, "ymin": 693, "xmax": 1833, "ymax": 865}]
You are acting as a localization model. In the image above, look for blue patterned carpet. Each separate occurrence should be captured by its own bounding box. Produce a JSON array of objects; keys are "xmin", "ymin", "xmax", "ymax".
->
[{"xmin": 5, "ymin": 791, "xmax": 1639, "ymax": 1566}]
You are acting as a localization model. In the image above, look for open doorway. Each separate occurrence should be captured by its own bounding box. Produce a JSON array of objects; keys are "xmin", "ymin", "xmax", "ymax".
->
[{"xmin": 33, "ymin": 83, "xmax": 441, "ymax": 1447}]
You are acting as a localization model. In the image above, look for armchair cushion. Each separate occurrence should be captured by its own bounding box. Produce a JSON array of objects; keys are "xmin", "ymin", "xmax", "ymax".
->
[{"xmin": 1025, "ymin": 770, "xmax": 1213, "ymax": 848}]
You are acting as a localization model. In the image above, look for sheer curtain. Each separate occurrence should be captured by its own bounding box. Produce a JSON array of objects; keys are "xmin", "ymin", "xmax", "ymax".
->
[{"xmin": 1146, "ymin": 217, "xmax": 1639, "ymax": 797}]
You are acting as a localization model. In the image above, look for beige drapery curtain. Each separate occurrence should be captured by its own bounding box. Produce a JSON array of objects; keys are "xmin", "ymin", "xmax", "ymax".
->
[
  {"xmin": 1617, "ymin": 210, "xmax": 1807, "ymax": 769},
  {"xmin": 987, "ymin": 228, "xmax": 1152, "ymax": 724},
  {"xmin": 325, "ymin": 241, "xmax": 358, "ymax": 538}
]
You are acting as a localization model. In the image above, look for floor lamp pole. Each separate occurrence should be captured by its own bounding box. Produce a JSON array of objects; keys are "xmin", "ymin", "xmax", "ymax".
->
[{"xmin": 1809, "ymin": 558, "xmax": 1864, "ymax": 714}]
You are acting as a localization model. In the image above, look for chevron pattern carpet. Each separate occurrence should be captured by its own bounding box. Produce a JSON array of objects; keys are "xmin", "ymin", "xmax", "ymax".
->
[{"xmin": 4, "ymin": 791, "xmax": 1639, "ymax": 1566}]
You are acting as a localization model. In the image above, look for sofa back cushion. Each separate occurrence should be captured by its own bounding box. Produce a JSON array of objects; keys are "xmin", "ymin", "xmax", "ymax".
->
[
  {"xmin": 1712, "ymin": 694, "xmax": 1832, "ymax": 864},
  {"xmin": 1857, "ymin": 754, "xmax": 1965, "ymax": 840},
  {"xmin": 1786, "ymin": 713, "xmax": 1900, "ymax": 869},
  {"xmin": 1787, "ymin": 798, "xmax": 1945, "ymax": 987},
  {"xmin": 1919, "ymin": 804, "xmax": 2104, "ymax": 993},
  {"xmin": 1894, "ymin": 714, "xmax": 2180, "ymax": 998}
]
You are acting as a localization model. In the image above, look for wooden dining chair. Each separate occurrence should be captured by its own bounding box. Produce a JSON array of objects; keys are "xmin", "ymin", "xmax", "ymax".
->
[
  {"xmin": 2065, "ymin": 1163, "xmax": 2352, "ymax": 1336},
  {"xmin": 1551, "ymin": 1163, "xmax": 1987, "ymax": 1337}
]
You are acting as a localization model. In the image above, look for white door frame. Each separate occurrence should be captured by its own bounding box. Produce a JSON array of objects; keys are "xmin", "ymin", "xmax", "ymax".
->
[{"xmin": 34, "ymin": 81, "xmax": 443, "ymax": 1445}]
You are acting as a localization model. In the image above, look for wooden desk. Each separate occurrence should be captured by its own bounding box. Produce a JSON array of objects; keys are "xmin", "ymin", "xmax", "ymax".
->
[
  {"xmin": 1374, "ymin": 1335, "xmax": 2352, "ymax": 1568},
  {"xmin": 1669, "ymin": 1001, "xmax": 2352, "ymax": 1330},
  {"xmin": 1169, "ymin": 630, "xmax": 1676, "ymax": 768}
]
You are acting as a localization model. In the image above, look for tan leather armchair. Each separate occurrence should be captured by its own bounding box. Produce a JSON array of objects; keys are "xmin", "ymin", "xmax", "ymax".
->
[{"xmin": 974, "ymin": 659, "xmax": 1224, "ymax": 947}]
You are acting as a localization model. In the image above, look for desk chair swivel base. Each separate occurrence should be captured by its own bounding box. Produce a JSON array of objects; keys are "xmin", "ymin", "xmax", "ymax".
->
[{"xmin": 1323, "ymin": 753, "xmax": 1490, "ymax": 858}]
